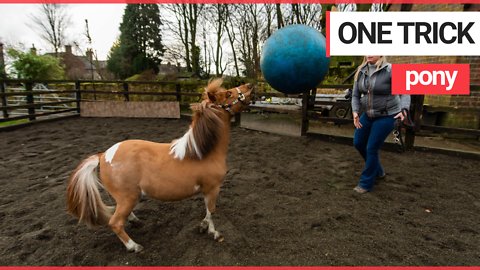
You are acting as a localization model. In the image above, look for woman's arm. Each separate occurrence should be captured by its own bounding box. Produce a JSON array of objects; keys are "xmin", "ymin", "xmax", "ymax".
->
[
  {"xmin": 351, "ymin": 81, "xmax": 362, "ymax": 128},
  {"xmin": 351, "ymin": 81, "xmax": 361, "ymax": 114}
]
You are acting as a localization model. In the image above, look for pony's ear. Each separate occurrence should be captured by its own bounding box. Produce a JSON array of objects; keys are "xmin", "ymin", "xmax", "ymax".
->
[
  {"xmin": 205, "ymin": 78, "xmax": 223, "ymax": 101},
  {"xmin": 207, "ymin": 91, "xmax": 216, "ymax": 102}
]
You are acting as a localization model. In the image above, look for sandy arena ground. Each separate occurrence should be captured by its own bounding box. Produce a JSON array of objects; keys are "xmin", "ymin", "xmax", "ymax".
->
[{"xmin": 0, "ymin": 117, "xmax": 479, "ymax": 266}]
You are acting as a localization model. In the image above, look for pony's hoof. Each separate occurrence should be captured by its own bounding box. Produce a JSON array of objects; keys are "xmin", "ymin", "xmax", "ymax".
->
[
  {"xmin": 133, "ymin": 244, "xmax": 144, "ymax": 253},
  {"xmin": 213, "ymin": 231, "xmax": 224, "ymax": 242},
  {"xmin": 215, "ymin": 234, "xmax": 224, "ymax": 243},
  {"xmin": 126, "ymin": 243, "xmax": 144, "ymax": 253}
]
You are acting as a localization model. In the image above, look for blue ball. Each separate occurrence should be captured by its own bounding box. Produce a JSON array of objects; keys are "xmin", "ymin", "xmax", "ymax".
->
[{"xmin": 260, "ymin": 24, "xmax": 330, "ymax": 94}]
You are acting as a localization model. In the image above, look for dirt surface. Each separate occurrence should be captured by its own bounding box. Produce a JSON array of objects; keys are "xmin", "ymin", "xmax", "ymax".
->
[{"xmin": 0, "ymin": 117, "xmax": 479, "ymax": 266}]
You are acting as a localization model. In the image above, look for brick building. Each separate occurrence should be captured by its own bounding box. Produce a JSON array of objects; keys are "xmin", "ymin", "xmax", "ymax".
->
[
  {"xmin": 387, "ymin": 4, "xmax": 480, "ymax": 129},
  {"xmin": 45, "ymin": 45, "xmax": 111, "ymax": 80}
]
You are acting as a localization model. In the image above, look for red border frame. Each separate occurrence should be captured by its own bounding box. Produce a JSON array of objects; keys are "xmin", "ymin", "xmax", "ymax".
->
[{"xmin": 1, "ymin": 0, "xmax": 480, "ymax": 3}]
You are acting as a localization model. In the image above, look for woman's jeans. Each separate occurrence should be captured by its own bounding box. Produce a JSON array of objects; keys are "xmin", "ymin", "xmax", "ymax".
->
[{"xmin": 353, "ymin": 113, "xmax": 396, "ymax": 191}]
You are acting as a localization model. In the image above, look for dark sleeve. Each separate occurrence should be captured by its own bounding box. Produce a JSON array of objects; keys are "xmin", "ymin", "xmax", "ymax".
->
[{"xmin": 351, "ymin": 78, "xmax": 361, "ymax": 113}]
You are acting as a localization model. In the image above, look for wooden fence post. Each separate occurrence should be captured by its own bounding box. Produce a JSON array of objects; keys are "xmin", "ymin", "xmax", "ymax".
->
[
  {"xmin": 404, "ymin": 95, "xmax": 425, "ymax": 150},
  {"xmin": 233, "ymin": 113, "xmax": 241, "ymax": 127},
  {"xmin": 123, "ymin": 82, "xmax": 130, "ymax": 101},
  {"xmin": 25, "ymin": 82, "xmax": 35, "ymax": 121},
  {"xmin": 301, "ymin": 89, "xmax": 313, "ymax": 136},
  {"xmin": 75, "ymin": 81, "xmax": 81, "ymax": 114},
  {"xmin": 175, "ymin": 83, "xmax": 181, "ymax": 102},
  {"xmin": 0, "ymin": 81, "xmax": 8, "ymax": 118}
]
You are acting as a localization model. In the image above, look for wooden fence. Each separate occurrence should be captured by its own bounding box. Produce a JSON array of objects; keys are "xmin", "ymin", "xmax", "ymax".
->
[{"xmin": 1, "ymin": 79, "xmax": 479, "ymax": 153}]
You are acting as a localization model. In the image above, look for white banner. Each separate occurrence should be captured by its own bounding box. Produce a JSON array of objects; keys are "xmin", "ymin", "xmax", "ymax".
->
[{"xmin": 328, "ymin": 12, "xmax": 480, "ymax": 56}]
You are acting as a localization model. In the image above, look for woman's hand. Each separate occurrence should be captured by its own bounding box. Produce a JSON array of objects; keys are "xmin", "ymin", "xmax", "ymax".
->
[
  {"xmin": 353, "ymin": 112, "xmax": 362, "ymax": 129},
  {"xmin": 394, "ymin": 111, "xmax": 405, "ymax": 121}
]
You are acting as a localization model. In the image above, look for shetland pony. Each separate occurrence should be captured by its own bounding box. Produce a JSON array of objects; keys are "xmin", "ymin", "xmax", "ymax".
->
[{"xmin": 66, "ymin": 79, "xmax": 253, "ymax": 252}]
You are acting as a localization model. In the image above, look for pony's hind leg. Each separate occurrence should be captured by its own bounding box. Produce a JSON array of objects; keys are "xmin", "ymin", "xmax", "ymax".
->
[
  {"xmin": 128, "ymin": 212, "xmax": 140, "ymax": 223},
  {"xmin": 109, "ymin": 197, "xmax": 144, "ymax": 253},
  {"xmin": 200, "ymin": 186, "xmax": 224, "ymax": 242},
  {"xmin": 107, "ymin": 206, "xmax": 140, "ymax": 223}
]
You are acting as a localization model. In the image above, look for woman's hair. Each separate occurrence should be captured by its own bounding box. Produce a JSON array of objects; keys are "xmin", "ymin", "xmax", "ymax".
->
[{"xmin": 354, "ymin": 56, "xmax": 388, "ymax": 81}]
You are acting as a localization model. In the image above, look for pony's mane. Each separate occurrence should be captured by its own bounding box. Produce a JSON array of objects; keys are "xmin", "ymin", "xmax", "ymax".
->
[{"xmin": 169, "ymin": 79, "xmax": 225, "ymax": 160}]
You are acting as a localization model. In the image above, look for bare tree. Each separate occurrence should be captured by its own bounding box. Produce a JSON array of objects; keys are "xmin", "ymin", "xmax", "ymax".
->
[
  {"xmin": 163, "ymin": 4, "xmax": 204, "ymax": 77},
  {"xmin": 160, "ymin": 4, "xmax": 327, "ymax": 78},
  {"xmin": 276, "ymin": 4, "xmax": 323, "ymax": 30},
  {"xmin": 224, "ymin": 4, "xmax": 240, "ymax": 77},
  {"xmin": 188, "ymin": 4, "xmax": 203, "ymax": 77},
  {"xmin": 30, "ymin": 4, "xmax": 71, "ymax": 57},
  {"xmin": 201, "ymin": 24, "xmax": 211, "ymax": 77},
  {"xmin": 370, "ymin": 4, "xmax": 384, "ymax": 12},
  {"xmin": 336, "ymin": 4, "xmax": 357, "ymax": 12},
  {"xmin": 204, "ymin": 4, "xmax": 230, "ymax": 76},
  {"xmin": 236, "ymin": 4, "xmax": 264, "ymax": 79},
  {"xmin": 275, "ymin": 4, "xmax": 284, "ymax": 29}
]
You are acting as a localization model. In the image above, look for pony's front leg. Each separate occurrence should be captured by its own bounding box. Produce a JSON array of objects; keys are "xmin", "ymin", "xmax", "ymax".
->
[{"xmin": 200, "ymin": 186, "xmax": 224, "ymax": 242}]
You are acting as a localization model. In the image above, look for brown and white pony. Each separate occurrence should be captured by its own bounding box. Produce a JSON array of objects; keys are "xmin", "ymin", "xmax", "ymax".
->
[{"xmin": 66, "ymin": 79, "xmax": 253, "ymax": 252}]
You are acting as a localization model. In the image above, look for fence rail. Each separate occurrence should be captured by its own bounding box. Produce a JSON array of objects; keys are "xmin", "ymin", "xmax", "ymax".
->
[{"xmin": 1, "ymin": 79, "xmax": 479, "ymax": 152}]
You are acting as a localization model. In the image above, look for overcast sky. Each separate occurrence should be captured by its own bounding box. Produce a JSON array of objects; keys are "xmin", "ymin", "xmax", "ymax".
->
[{"xmin": 0, "ymin": 4, "xmax": 125, "ymax": 60}]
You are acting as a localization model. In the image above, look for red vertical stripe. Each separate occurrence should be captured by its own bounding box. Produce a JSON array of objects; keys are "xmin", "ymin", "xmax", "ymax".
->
[{"xmin": 326, "ymin": 10, "xmax": 330, "ymax": 58}]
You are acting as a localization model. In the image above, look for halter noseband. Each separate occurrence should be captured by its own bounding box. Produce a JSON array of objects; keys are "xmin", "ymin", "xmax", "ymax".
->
[{"xmin": 219, "ymin": 87, "xmax": 247, "ymax": 115}]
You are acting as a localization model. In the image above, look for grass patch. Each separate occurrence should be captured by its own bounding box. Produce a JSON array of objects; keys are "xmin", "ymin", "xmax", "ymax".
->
[{"xmin": 0, "ymin": 119, "xmax": 29, "ymax": 127}]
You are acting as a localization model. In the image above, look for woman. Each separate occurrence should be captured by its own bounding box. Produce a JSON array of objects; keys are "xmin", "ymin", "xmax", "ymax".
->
[{"xmin": 351, "ymin": 56, "xmax": 410, "ymax": 194}]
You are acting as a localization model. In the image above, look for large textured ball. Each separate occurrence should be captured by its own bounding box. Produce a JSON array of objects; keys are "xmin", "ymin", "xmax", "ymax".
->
[{"xmin": 260, "ymin": 24, "xmax": 330, "ymax": 94}]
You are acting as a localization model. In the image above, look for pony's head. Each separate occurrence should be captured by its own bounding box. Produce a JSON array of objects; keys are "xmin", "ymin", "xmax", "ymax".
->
[{"xmin": 204, "ymin": 78, "xmax": 254, "ymax": 114}]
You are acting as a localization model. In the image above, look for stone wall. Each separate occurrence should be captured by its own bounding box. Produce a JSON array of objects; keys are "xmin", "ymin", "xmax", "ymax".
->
[{"xmin": 80, "ymin": 101, "xmax": 180, "ymax": 119}]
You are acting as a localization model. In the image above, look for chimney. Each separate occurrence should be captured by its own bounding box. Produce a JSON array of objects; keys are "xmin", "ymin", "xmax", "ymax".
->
[
  {"xmin": 65, "ymin": 45, "xmax": 72, "ymax": 54},
  {"xmin": 30, "ymin": 44, "xmax": 37, "ymax": 56},
  {"xmin": 86, "ymin": 49, "xmax": 93, "ymax": 62}
]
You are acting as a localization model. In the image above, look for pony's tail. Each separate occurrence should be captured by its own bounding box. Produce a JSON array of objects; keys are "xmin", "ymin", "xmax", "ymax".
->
[{"xmin": 66, "ymin": 154, "xmax": 111, "ymax": 227}]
